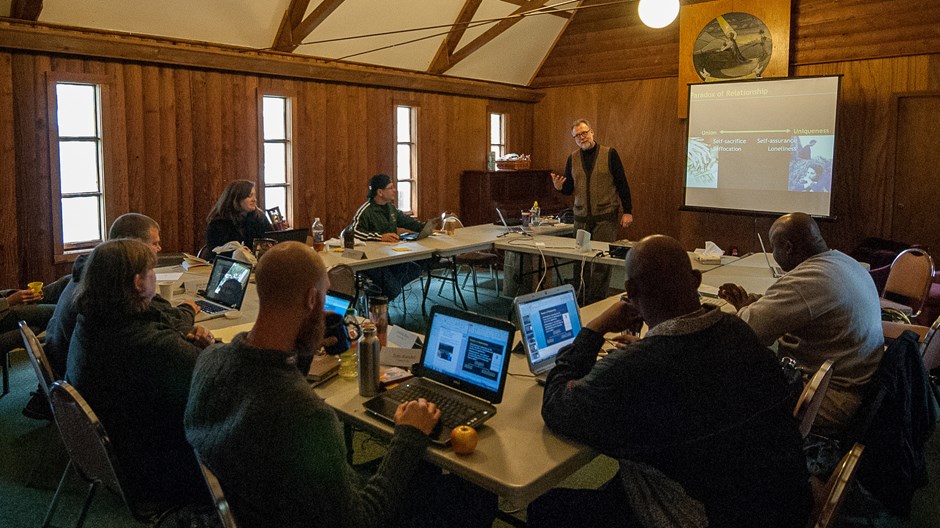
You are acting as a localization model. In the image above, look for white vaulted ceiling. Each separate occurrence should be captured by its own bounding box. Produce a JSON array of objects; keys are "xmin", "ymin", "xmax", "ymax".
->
[{"xmin": 5, "ymin": 0, "xmax": 586, "ymax": 86}]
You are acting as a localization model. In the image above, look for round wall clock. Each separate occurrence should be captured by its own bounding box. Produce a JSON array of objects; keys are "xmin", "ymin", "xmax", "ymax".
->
[{"xmin": 692, "ymin": 12, "xmax": 772, "ymax": 80}]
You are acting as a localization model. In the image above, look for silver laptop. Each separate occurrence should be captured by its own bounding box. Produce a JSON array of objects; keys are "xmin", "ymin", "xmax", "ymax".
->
[
  {"xmin": 757, "ymin": 233, "xmax": 785, "ymax": 278},
  {"xmin": 362, "ymin": 305, "xmax": 515, "ymax": 445},
  {"xmin": 194, "ymin": 256, "xmax": 253, "ymax": 321},
  {"xmin": 399, "ymin": 217, "xmax": 438, "ymax": 241},
  {"xmin": 496, "ymin": 208, "xmax": 528, "ymax": 236},
  {"xmin": 513, "ymin": 285, "xmax": 582, "ymax": 384}
]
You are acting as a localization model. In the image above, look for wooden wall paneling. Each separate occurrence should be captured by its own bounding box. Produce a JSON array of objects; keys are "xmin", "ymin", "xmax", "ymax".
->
[
  {"xmin": 299, "ymin": 82, "xmax": 324, "ymax": 236},
  {"xmin": 0, "ymin": 52, "xmax": 18, "ymax": 286},
  {"xmin": 104, "ymin": 60, "xmax": 129, "ymax": 225},
  {"xmin": 123, "ymin": 63, "xmax": 145, "ymax": 214},
  {"xmin": 188, "ymin": 69, "xmax": 210, "ymax": 249},
  {"xmin": 141, "ymin": 65, "xmax": 162, "ymax": 221},
  {"xmin": 158, "ymin": 67, "xmax": 179, "ymax": 250},
  {"xmin": 175, "ymin": 68, "xmax": 196, "ymax": 254},
  {"xmin": 16, "ymin": 54, "xmax": 57, "ymax": 283},
  {"xmin": 204, "ymin": 70, "xmax": 225, "ymax": 239}
]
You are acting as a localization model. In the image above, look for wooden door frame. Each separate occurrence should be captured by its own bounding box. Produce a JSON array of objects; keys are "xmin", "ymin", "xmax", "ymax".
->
[{"xmin": 883, "ymin": 90, "xmax": 940, "ymax": 238}]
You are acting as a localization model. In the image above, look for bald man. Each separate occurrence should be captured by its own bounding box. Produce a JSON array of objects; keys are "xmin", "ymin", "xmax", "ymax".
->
[
  {"xmin": 185, "ymin": 242, "xmax": 494, "ymax": 528},
  {"xmin": 532, "ymin": 235, "xmax": 810, "ymax": 528},
  {"xmin": 718, "ymin": 213, "xmax": 883, "ymax": 435}
]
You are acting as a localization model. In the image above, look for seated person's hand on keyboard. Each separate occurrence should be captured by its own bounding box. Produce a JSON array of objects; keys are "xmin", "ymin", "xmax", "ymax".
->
[
  {"xmin": 179, "ymin": 300, "xmax": 201, "ymax": 313},
  {"xmin": 394, "ymin": 397, "xmax": 441, "ymax": 436}
]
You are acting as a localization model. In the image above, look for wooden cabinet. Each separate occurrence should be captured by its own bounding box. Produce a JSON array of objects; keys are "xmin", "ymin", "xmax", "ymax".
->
[{"xmin": 459, "ymin": 170, "xmax": 572, "ymax": 226}]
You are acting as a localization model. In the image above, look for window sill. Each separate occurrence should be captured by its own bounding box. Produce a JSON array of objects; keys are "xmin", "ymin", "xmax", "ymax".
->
[{"xmin": 55, "ymin": 248, "xmax": 93, "ymax": 264}]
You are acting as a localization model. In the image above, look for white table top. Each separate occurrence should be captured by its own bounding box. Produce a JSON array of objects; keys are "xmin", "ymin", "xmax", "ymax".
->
[
  {"xmin": 319, "ymin": 223, "xmax": 573, "ymax": 272},
  {"xmin": 494, "ymin": 234, "xmax": 737, "ymax": 272},
  {"xmin": 699, "ymin": 252, "xmax": 781, "ymax": 296}
]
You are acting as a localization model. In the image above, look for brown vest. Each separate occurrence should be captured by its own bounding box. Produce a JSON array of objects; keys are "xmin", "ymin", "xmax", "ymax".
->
[{"xmin": 571, "ymin": 145, "xmax": 620, "ymax": 218}]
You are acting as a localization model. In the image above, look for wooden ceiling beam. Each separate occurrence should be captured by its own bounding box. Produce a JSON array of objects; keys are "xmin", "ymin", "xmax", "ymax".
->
[
  {"xmin": 500, "ymin": 0, "xmax": 572, "ymax": 19},
  {"xmin": 10, "ymin": 0, "xmax": 44, "ymax": 21},
  {"xmin": 428, "ymin": 0, "xmax": 483, "ymax": 74},
  {"xmin": 272, "ymin": 0, "xmax": 312, "ymax": 51},
  {"xmin": 440, "ymin": 0, "xmax": 552, "ymax": 73},
  {"xmin": 272, "ymin": 0, "xmax": 346, "ymax": 53}
]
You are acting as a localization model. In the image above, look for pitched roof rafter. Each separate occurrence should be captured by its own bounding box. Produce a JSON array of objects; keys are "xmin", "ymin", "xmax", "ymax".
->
[
  {"xmin": 429, "ymin": 0, "xmax": 555, "ymax": 74},
  {"xmin": 272, "ymin": 0, "xmax": 346, "ymax": 53},
  {"xmin": 501, "ymin": 0, "xmax": 572, "ymax": 19},
  {"xmin": 428, "ymin": 0, "xmax": 484, "ymax": 74},
  {"xmin": 11, "ymin": 0, "xmax": 44, "ymax": 21}
]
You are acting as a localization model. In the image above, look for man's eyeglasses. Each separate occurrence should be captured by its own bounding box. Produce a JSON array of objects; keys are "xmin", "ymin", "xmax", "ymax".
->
[
  {"xmin": 382, "ymin": 185, "xmax": 397, "ymax": 191},
  {"xmin": 572, "ymin": 129, "xmax": 592, "ymax": 139}
]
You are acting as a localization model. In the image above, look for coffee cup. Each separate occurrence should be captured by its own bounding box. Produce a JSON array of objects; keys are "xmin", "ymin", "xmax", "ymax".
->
[
  {"xmin": 27, "ymin": 281, "xmax": 43, "ymax": 296},
  {"xmin": 158, "ymin": 281, "xmax": 175, "ymax": 301}
]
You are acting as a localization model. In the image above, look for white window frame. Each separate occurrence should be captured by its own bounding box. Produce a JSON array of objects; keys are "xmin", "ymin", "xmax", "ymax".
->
[
  {"xmin": 47, "ymin": 75, "xmax": 111, "ymax": 260},
  {"xmin": 489, "ymin": 111, "xmax": 507, "ymax": 159},
  {"xmin": 395, "ymin": 104, "xmax": 418, "ymax": 214},
  {"xmin": 260, "ymin": 94, "xmax": 293, "ymax": 225}
]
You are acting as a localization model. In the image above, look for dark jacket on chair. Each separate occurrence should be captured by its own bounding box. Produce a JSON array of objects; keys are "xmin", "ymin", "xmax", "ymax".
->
[{"xmin": 848, "ymin": 329, "xmax": 939, "ymax": 516}]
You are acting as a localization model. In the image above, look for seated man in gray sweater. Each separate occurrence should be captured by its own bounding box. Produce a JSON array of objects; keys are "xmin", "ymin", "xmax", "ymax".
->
[
  {"xmin": 718, "ymin": 212, "xmax": 884, "ymax": 435},
  {"xmin": 532, "ymin": 235, "xmax": 811, "ymax": 527},
  {"xmin": 185, "ymin": 242, "xmax": 495, "ymax": 528}
]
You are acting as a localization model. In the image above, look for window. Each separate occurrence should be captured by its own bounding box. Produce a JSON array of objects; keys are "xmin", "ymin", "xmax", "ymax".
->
[
  {"xmin": 261, "ymin": 95, "xmax": 292, "ymax": 223},
  {"xmin": 489, "ymin": 112, "xmax": 507, "ymax": 159},
  {"xmin": 54, "ymin": 82, "xmax": 105, "ymax": 251},
  {"xmin": 395, "ymin": 105, "xmax": 417, "ymax": 213}
]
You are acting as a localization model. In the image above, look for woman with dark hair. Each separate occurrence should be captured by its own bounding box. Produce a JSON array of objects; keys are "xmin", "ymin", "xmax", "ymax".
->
[
  {"xmin": 67, "ymin": 239, "xmax": 211, "ymax": 507},
  {"xmin": 205, "ymin": 179, "xmax": 273, "ymax": 258}
]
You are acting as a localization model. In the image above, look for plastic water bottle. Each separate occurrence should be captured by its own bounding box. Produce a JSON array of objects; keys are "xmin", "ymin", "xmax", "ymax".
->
[
  {"xmin": 311, "ymin": 217, "xmax": 325, "ymax": 252},
  {"xmin": 358, "ymin": 323, "xmax": 381, "ymax": 397},
  {"xmin": 530, "ymin": 201, "xmax": 541, "ymax": 227},
  {"xmin": 338, "ymin": 340, "xmax": 358, "ymax": 380}
]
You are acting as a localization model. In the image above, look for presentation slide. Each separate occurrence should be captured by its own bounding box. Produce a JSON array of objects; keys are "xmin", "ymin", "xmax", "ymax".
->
[
  {"xmin": 684, "ymin": 76, "xmax": 840, "ymax": 217},
  {"xmin": 519, "ymin": 294, "xmax": 581, "ymax": 363}
]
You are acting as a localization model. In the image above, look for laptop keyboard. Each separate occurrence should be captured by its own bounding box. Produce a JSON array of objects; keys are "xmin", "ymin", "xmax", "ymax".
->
[
  {"xmin": 387, "ymin": 383, "xmax": 477, "ymax": 429},
  {"xmin": 699, "ymin": 295, "xmax": 728, "ymax": 309},
  {"xmin": 195, "ymin": 299, "xmax": 226, "ymax": 314}
]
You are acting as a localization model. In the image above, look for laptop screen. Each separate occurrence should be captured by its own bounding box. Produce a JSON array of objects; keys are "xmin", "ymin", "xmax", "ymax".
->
[
  {"xmin": 514, "ymin": 285, "xmax": 581, "ymax": 374},
  {"xmin": 204, "ymin": 256, "xmax": 252, "ymax": 309},
  {"xmin": 324, "ymin": 290, "xmax": 354, "ymax": 315},
  {"xmin": 421, "ymin": 307, "xmax": 513, "ymax": 397}
]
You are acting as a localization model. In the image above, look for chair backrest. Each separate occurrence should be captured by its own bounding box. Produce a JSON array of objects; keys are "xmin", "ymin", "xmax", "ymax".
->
[
  {"xmin": 793, "ymin": 359, "xmax": 835, "ymax": 438},
  {"xmin": 327, "ymin": 264, "xmax": 357, "ymax": 298},
  {"xmin": 922, "ymin": 315, "xmax": 940, "ymax": 371},
  {"xmin": 48, "ymin": 381, "xmax": 125, "ymax": 498},
  {"xmin": 197, "ymin": 460, "xmax": 238, "ymax": 528},
  {"xmin": 883, "ymin": 249, "xmax": 935, "ymax": 316},
  {"xmin": 810, "ymin": 443, "xmax": 865, "ymax": 528},
  {"xmin": 19, "ymin": 321, "xmax": 57, "ymax": 397}
]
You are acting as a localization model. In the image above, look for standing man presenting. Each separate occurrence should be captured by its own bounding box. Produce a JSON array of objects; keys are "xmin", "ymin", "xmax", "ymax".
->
[{"xmin": 551, "ymin": 119, "xmax": 633, "ymax": 304}]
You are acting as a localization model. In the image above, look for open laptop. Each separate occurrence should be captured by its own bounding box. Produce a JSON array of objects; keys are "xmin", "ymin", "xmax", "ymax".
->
[
  {"xmin": 399, "ymin": 218, "xmax": 438, "ymax": 241},
  {"xmin": 194, "ymin": 256, "xmax": 253, "ymax": 322},
  {"xmin": 264, "ymin": 227, "xmax": 310, "ymax": 244},
  {"xmin": 513, "ymin": 285, "xmax": 582, "ymax": 384},
  {"xmin": 496, "ymin": 208, "xmax": 528, "ymax": 235},
  {"xmin": 324, "ymin": 290, "xmax": 354, "ymax": 316},
  {"xmin": 363, "ymin": 305, "xmax": 515, "ymax": 445},
  {"xmin": 757, "ymin": 232, "xmax": 785, "ymax": 278}
]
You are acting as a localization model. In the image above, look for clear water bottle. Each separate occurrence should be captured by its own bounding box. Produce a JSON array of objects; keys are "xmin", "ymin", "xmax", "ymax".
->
[
  {"xmin": 358, "ymin": 323, "xmax": 381, "ymax": 397},
  {"xmin": 530, "ymin": 201, "xmax": 541, "ymax": 227},
  {"xmin": 311, "ymin": 217, "xmax": 325, "ymax": 252}
]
